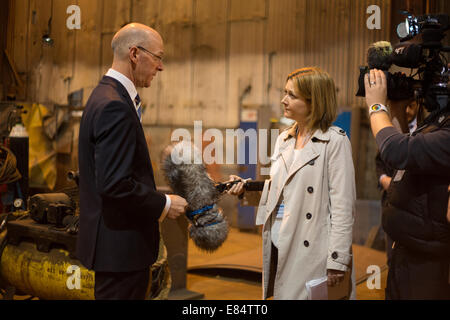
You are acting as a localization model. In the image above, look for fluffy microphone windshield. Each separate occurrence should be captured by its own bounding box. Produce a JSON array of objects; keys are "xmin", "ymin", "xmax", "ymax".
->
[
  {"xmin": 367, "ymin": 41, "xmax": 393, "ymax": 70},
  {"xmin": 161, "ymin": 141, "xmax": 229, "ymax": 252}
]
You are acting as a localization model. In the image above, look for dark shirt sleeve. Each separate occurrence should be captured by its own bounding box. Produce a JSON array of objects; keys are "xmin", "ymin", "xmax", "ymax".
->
[
  {"xmin": 375, "ymin": 125, "xmax": 450, "ymax": 173},
  {"xmin": 94, "ymin": 100, "xmax": 166, "ymax": 221},
  {"xmin": 375, "ymin": 151, "xmax": 392, "ymax": 190},
  {"xmin": 375, "ymin": 151, "xmax": 393, "ymax": 179}
]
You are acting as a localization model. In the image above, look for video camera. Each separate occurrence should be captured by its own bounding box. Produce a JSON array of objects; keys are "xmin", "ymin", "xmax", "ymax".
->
[{"xmin": 356, "ymin": 12, "xmax": 449, "ymax": 112}]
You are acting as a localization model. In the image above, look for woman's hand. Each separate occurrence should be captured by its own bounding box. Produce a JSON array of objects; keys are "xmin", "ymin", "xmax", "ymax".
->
[
  {"xmin": 227, "ymin": 175, "xmax": 245, "ymax": 196},
  {"xmin": 327, "ymin": 269, "xmax": 346, "ymax": 287},
  {"xmin": 364, "ymin": 68, "xmax": 388, "ymax": 108}
]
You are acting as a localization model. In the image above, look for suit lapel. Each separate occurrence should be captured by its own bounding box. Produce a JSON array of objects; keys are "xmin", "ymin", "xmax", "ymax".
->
[{"xmin": 101, "ymin": 76, "xmax": 141, "ymax": 124}]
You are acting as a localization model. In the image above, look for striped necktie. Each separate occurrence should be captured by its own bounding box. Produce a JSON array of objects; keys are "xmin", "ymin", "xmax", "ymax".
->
[{"xmin": 135, "ymin": 94, "xmax": 142, "ymax": 122}]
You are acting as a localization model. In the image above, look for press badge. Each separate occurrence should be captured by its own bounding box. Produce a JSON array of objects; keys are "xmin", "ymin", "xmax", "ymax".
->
[{"xmin": 393, "ymin": 170, "xmax": 405, "ymax": 182}]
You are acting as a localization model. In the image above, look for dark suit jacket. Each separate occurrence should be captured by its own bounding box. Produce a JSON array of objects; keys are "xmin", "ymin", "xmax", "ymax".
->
[{"xmin": 76, "ymin": 76, "xmax": 166, "ymax": 272}]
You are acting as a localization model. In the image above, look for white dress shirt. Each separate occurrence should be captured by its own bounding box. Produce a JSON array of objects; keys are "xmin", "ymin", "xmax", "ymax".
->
[{"xmin": 104, "ymin": 68, "xmax": 171, "ymax": 222}]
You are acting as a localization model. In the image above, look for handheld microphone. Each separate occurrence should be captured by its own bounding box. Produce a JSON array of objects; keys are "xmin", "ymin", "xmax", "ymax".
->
[{"xmin": 161, "ymin": 141, "xmax": 229, "ymax": 252}]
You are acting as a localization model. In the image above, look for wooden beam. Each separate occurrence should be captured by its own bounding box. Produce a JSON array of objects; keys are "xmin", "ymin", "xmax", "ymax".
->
[{"xmin": 4, "ymin": 49, "xmax": 24, "ymax": 88}]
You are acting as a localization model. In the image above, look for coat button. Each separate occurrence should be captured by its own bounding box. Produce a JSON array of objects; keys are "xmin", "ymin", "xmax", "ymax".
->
[
  {"xmin": 308, "ymin": 160, "xmax": 315, "ymax": 165},
  {"xmin": 307, "ymin": 186, "xmax": 314, "ymax": 193},
  {"xmin": 332, "ymin": 252, "xmax": 338, "ymax": 259},
  {"xmin": 306, "ymin": 213, "xmax": 312, "ymax": 220},
  {"xmin": 304, "ymin": 240, "xmax": 309, "ymax": 247}
]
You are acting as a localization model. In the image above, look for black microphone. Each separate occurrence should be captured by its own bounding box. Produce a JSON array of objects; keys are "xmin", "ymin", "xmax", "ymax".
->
[{"xmin": 215, "ymin": 180, "xmax": 265, "ymax": 193}]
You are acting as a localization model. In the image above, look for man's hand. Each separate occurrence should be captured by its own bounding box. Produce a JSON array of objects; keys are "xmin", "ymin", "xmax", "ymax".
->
[
  {"xmin": 327, "ymin": 269, "xmax": 346, "ymax": 287},
  {"xmin": 167, "ymin": 194, "xmax": 188, "ymax": 220},
  {"xmin": 380, "ymin": 175, "xmax": 392, "ymax": 191}
]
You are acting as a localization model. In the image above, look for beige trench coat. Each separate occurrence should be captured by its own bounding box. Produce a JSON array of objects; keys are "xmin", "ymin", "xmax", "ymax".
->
[{"xmin": 254, "ymin": 124, "xmax": 356, "ymax": 300}]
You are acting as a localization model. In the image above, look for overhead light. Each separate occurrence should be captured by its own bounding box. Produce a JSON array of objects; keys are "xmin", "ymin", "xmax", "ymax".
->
[
  {"xmin": 42, "ymin": 34, "xmax": 54, "ymax": 46},
  {"xmin": 42, "ymin": 15, "xmax": 54, "ymax": 46}
]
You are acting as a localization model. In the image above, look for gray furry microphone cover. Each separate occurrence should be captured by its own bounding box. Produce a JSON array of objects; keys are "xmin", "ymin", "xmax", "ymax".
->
[{"xmin": 161, "ymin": 141, "xmax": 229, "ymax": 252}]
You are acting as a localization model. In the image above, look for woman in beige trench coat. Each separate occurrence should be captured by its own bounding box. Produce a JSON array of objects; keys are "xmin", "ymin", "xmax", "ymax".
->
[{"xmin": 229, "ymin": 67, "xmax": 356, "ymax": 300}]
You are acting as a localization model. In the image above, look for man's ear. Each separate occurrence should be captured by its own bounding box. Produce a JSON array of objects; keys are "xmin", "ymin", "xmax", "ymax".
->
[{"xmin": 129, "ymin": 47, "xmax": 139, "ymax": 64}]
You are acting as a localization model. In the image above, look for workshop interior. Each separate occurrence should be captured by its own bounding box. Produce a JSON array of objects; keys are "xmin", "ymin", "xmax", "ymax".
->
[{"xmin": 0, "ymin": 0, "xmax": 449, "ymax": 300}]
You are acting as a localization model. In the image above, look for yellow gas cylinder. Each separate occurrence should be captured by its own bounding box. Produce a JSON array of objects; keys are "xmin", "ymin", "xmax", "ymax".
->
[
  {"xmin": 0, "ymin": 232, "xmax": 171, "ymax": 300},
  {"xmin": 0, "ymin": 241, "xmax": 95, "ymax": 299}
]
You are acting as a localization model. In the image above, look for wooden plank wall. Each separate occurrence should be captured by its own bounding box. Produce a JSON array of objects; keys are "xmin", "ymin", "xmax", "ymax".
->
[{"xmin": 7, "ymin": 0, "xmax": 394, "ymax": 126}]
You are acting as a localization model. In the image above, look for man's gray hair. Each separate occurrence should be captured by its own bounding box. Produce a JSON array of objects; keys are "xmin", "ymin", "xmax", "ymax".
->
[{"xmin": 111, "ymin": 24, "xmax": 152, "ymax": 59}]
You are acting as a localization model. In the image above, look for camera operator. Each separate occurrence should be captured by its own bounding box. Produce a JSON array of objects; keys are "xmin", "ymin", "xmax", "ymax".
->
[
  {"xmin": 364, "ymin": 68, "xmax": 450, "ymax": 299},
  {"xmin": 375, "ymin": 98, "xmax": 424, "ymax": 267}
]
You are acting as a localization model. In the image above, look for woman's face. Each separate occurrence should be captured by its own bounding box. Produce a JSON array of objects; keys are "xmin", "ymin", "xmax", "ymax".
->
[{"xmin": 281, "ymin": 79, "xmax": 310, "ymax": 124}]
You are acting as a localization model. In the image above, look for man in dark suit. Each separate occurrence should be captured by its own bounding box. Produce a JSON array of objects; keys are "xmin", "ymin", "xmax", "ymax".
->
[{"xmin": 77, "ymin": 23, "xmax": 187, "ymax": 300}]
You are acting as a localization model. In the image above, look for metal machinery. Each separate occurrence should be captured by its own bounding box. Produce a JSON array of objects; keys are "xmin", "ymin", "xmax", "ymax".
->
[{"xmin": 0, "ymin": 171, "xmax": 171, "ymax": 300}]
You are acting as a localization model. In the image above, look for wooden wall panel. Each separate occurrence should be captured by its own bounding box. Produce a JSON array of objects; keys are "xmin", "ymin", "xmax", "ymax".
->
[
  {"xmin": 346, "ymin": 0, "xmax": 391, "ymax": 110},
  {"xmin": 130, "ymin": 0, "xmax": 161, "ymax": 125},
  {"xmin": 190, "ymin": 0, "xmax": 228, "ymax": 127},
  {"xmin": 11, "ymin": 0, "xmax": 30, "ymax": 79},
  {"xmin": 303, "ymin": 0, "xmax": 352, "ymax": 108},
  {"xmin": 8, "ymin": 0, "xmax": 395, "ymax": 122},
  {"xmin": 101, "ymin": 0, "xmax": 131, "ymax": 34},
  {"xmin": 26, "ymin": 0, "xmax": 52, "ymax": 103},
  {"xmin": 143, "ymin": 0, "xmax": 194, "ymax": 126},
  {"xmin": 41, "ymin": 0, "xmax": 76, "ymax": 105},
  {"xmin": 228, "ymin": 20, "xmax": 265, "ymax": 125},
  {"xmin": 99, "ymin": 32, "xmax": 113, "ymax": 77},
  {"xmin": 69, "ymin": 0, "xmax": 103, "ymax": 106},
  {"xmin": 131, "ymin": 0, "xmax": 159, "ymax": 28},
  {"xmin": 265, "ymin": 0, "xmax": 307, "ymax": 119},
  {"xmin": 229, "ymin": 0, "xmax": 266, "ymax": 21}
]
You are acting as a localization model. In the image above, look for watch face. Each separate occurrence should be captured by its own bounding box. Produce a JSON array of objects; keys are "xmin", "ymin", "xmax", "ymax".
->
[
  {"xmin": 14, "ymin": 198, "xmax": 23, "ymax": 208},
  {"xmin": 371, "ymin": 104, "xmax": 381, "ymax": 111}
]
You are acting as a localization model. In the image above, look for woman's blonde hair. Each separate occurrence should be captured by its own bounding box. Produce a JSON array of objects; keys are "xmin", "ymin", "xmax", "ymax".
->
[{"xmin": 287, "ymin": 67, "xmax": 338, "ymax": 132}]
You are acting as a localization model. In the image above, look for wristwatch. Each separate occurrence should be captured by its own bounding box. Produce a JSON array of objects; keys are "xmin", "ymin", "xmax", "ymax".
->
[{"xmin": 369, "ymin": 103, "xmax": 389, "ymax": 116}]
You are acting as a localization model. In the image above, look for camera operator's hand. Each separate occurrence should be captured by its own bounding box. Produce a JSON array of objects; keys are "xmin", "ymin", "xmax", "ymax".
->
[
  {"xmin": 364, "ymin": 69, "xmax": 387, "ymax": 107},
  {"xmin": 380, "ymin": 175, "xmax": 392, "ymax": 191},
  {"xmin": 364, "ymin": 69, "xmax": 394, "ymax": 138},
  {"xmin": 227, "ymin": 175, "xmax": 245, "ymax": 197}
]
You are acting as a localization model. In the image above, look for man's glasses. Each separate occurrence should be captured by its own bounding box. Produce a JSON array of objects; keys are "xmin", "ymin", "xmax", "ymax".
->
[{"xmin": 136, "ymin": 46, "xmax": 163, "ymax": 62}]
